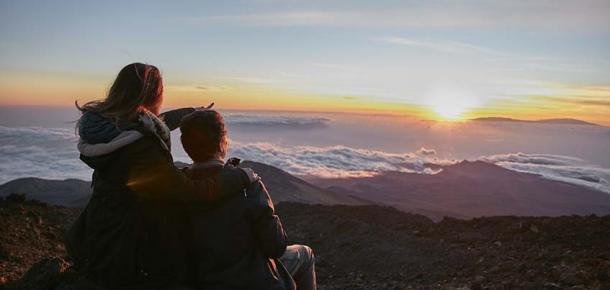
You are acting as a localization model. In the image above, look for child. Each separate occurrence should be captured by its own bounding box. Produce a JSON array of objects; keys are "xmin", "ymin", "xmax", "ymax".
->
[{"xmin": 179, "ymin": 110, "xmax": 316, "ymax": 290}]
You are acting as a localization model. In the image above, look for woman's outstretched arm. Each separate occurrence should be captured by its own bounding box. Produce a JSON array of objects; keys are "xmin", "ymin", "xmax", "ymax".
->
[
  {"xmin": 159, "ymin": 108, "xmax": 195, "ymax": 131},
  {"xmin": 159, "ymin": 103, "xmax": 214, "ymax": 130}
]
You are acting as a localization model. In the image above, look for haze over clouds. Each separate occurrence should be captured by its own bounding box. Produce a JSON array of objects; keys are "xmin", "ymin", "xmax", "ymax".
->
[
  {"xmin": 0, "ymin": 111, "xmax": 610, "ymax": 193},
  {"xmin": 225, "ymin": 113, "xmax": 329, "ymax": 128}
]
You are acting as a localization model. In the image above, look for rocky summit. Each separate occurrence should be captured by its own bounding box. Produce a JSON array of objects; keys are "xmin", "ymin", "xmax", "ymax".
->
[{"xmin": 1, "ymin": 195, "xmax": 609, "ymax": 289}]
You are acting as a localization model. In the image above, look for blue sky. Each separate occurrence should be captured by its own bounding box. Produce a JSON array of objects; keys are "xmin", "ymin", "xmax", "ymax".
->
[{"xmin": 1, "ymin": 0, "xmax": 609, "ymax": 122}]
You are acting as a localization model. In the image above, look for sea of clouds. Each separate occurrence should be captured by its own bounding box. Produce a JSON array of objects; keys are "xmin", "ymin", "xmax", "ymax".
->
[
  {"xmin": 1, "ymin": 125, "xmax": 609, "ymax": 194},
  {"xmin": 229, "ymin": 142, "xmax": 449, "ymax": 178},
  {"xmin": 0, "ymin": 126, "xmax": 88, "ymax": 183}
]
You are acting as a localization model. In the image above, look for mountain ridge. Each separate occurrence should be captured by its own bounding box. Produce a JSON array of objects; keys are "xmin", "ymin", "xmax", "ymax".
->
[
  {"xmin": 472, "ymin": 117, "xmax": 601, "ymax": 126},
  {"xmin": 2, "ymin": 160, "xmax": 609, "ymax": 220},
  {"xmin": 0, "ymin": 161, "xmax": 359, "ymax": 208},
  {"xmin": 308, "ymin": 160, "xmax": 610, "ymax": 220}
]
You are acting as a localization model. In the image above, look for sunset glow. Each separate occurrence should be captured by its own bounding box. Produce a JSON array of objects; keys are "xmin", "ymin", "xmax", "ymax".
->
[
  {"xmin": 2, "ymin": 3, "xmax": 610, "ymax": 288},
  {"xmin": 0, "ymin": 1, "xmax": 609, "ymax": 124}
]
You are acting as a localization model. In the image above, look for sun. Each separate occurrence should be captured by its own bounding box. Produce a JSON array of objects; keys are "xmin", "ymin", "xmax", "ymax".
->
[
  {"xmin": 432, "ymin": 103, "xmax": 466, "ymax": 120},
  {"xmin": 426, "ymin": 86, "xmax": 480, "ymax": 121}
]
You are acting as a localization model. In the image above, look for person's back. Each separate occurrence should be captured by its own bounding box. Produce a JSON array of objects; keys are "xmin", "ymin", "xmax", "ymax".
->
[
  {"xmin": 183, "ymin": 160, "xmax": 293, "ymax": 290},
  {"xmin": 179, "ymin": 110, "xmax": 317, "ymax": 290}
]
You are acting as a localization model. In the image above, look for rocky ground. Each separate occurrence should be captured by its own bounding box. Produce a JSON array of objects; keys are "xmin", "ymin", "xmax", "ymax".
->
[
  {"xmin": 278, "ymin": 203, "xmax": 610, "ymax": 289},
  {"xmin": 0, "ymin": 194, "xmax": 77, "ymax": 285},
  {"xmin": 1, "ymin": 195, "xmax": 609, "ymax": 289}
]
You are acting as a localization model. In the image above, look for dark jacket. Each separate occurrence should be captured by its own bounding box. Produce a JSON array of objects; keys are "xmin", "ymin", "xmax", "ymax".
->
[
  {"xmin": 184, "ymin": 161, "xmax": 295, "ymax": 290},
  {"xmin": 66, "ymin": 109, "xmax": 251, "ymax": 289}
]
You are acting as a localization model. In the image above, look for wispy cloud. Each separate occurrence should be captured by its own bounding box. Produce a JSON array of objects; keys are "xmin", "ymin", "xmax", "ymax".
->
[
  {"xmin": 536, "ymin": 96, "xmax": 610, "ymax": 108},
  {"xmin": 380, "ymin": 36, "xmax": 599, "ymax": 75},
  {"xmin": 195, "ymin": 85, "xmax": 231, "ymax": 91},
  {"xmin": 190, "ymin": 2, "xmax": 610, "ymax": 30},
  {"xmin": 380, "ymin": 37, "xmax": 504, "ymax": 55},
  {"xmin": 203, "ymin": 11, "xmax": 347, "ymax": 27},
  {"xmin": 217, "ymin": 76, "xmax": 286, "ymax": 85}
]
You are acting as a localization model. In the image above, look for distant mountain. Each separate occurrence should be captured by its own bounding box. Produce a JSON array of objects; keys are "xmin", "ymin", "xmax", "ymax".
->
[
  {"xmin": 239, "ymin": 160, "xmax": 360, "ymax": 205},
  {"xmin": 0, "ymin": 177, "xmax": 91, "ymax": 207},
  {"xmin": 472, "ymin": 117, "xmax": 600, "ymax": 126},
  {"xmin": 3, "ymin": 160, "xmax": 610, "ymax": 220},
  {"xmin": 309, "ymin": 160, "xmax": 610, "ymax": 220},
  {"xmin": 0, "ymin": 161, "xmax": 359, "ymax": 208}
]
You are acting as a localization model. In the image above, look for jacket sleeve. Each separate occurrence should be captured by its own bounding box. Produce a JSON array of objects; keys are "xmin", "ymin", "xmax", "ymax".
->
[
  {"xmin": 126, "ymin": 138, "xmax": 250, "ymax": 203},
  {"xmin": 159, "ymin": 107, "xmax": 196, "ymax": 131},
  {"xmin": 250, "ymin": 181, "xmax": 288, "ymax": 258}
]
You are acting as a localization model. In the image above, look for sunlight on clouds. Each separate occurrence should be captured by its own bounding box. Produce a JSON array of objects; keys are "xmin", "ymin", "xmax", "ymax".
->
[{"xmin": 439, "ymin": 82, "xmax": 610, "ymax": 125}]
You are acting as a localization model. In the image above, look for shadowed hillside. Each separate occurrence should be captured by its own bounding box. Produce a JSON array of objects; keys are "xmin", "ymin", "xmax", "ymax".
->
[
  {"xmin": 0, "ymin": 178, "xmax": 91, "ymax": 208},
  {"xmin": 3, "ymin": 161, "xmax": 610, "ymax": 221},
  {"xmin": 310, "ymin": 160, "xmax": 610, "ymax": 220},
  {"xmin": 0, "ymin": 161, "xmax": 359, "ymax": 208},
  {"xmin": 239, "ymin": 161, "xmax": 361, "ymax": 205}
]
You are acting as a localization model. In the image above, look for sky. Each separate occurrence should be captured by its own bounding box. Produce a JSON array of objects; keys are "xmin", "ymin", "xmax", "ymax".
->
[{"xmin": 1, "ymin": 0, "xmax": 610, "ymax": 123}]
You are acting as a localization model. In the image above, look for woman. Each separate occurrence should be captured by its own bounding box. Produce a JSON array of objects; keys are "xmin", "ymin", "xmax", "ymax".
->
[{"xmin": 66, "ymin": 63, "xmax": 254, "ymax": 289}]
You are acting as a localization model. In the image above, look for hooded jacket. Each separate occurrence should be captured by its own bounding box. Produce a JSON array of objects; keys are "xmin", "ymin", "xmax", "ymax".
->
[
  {"xmin": 66, "ymin": 108, "xmax": 253, "ymax": 289},
  {"xmin": 183, "ymin": 159, "xmax": 295, "ymax": 290}
]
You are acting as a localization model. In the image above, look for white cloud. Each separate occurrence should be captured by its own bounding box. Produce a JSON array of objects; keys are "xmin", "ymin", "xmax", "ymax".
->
[
  {"xmin": 229, "ymin": 142, "xmax": 449, "ymax": 178},
  {"xmin": 0, "ymin": 126, "xmax": 91, "ymax": 184},
  {"xmin": 481, "ymin": 152, "xmax": 610, "ymax": 193},
  {"xmin": 416, "ymin": 147, "xmax": 437, "ymax": 156}
]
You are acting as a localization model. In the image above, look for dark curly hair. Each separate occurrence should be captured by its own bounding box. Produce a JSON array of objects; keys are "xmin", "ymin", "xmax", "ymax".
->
[{"xmin": 179, "ymin": 110, "xmax": 228, "ymax": 162}]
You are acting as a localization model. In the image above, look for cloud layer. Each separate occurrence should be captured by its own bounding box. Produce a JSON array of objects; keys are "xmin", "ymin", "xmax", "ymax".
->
[
  {"xmin": 229, "ymin": 143, "xmax": 447, "ymax": 178},
  {"xmin": 0, "ymin": 126, "xmax": 91, "ymax": 184},
  {"xmin": 481, "ymin": 153, "xmax": 610, "ymax": 193},
  {"xmin": 1, "ymin": 126, "xmax": 608, "ymax": 194}
]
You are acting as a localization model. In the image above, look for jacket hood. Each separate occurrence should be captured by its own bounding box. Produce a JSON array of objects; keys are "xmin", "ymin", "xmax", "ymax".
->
[
  {"xmin": 78, "ymin": 130, "xmax": 144, "ymax": 158},
  {"xmin": 77, "ymin": 110, "xmax": 171, "ymax": 162},
  {"xmin": 78, "ymin": 111, "xmax": 138, "ymax": 144}
]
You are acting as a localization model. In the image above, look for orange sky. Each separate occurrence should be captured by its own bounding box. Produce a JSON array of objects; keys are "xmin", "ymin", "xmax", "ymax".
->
[{"xmin": 1, "ymin": 70, "xmax": 609, "ymax": 125}]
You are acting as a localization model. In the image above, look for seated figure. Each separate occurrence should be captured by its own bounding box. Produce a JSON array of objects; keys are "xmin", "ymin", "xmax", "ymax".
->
[{"xmin": 179, "ymin": 110, "xmax": 317, "ymax": 290}]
